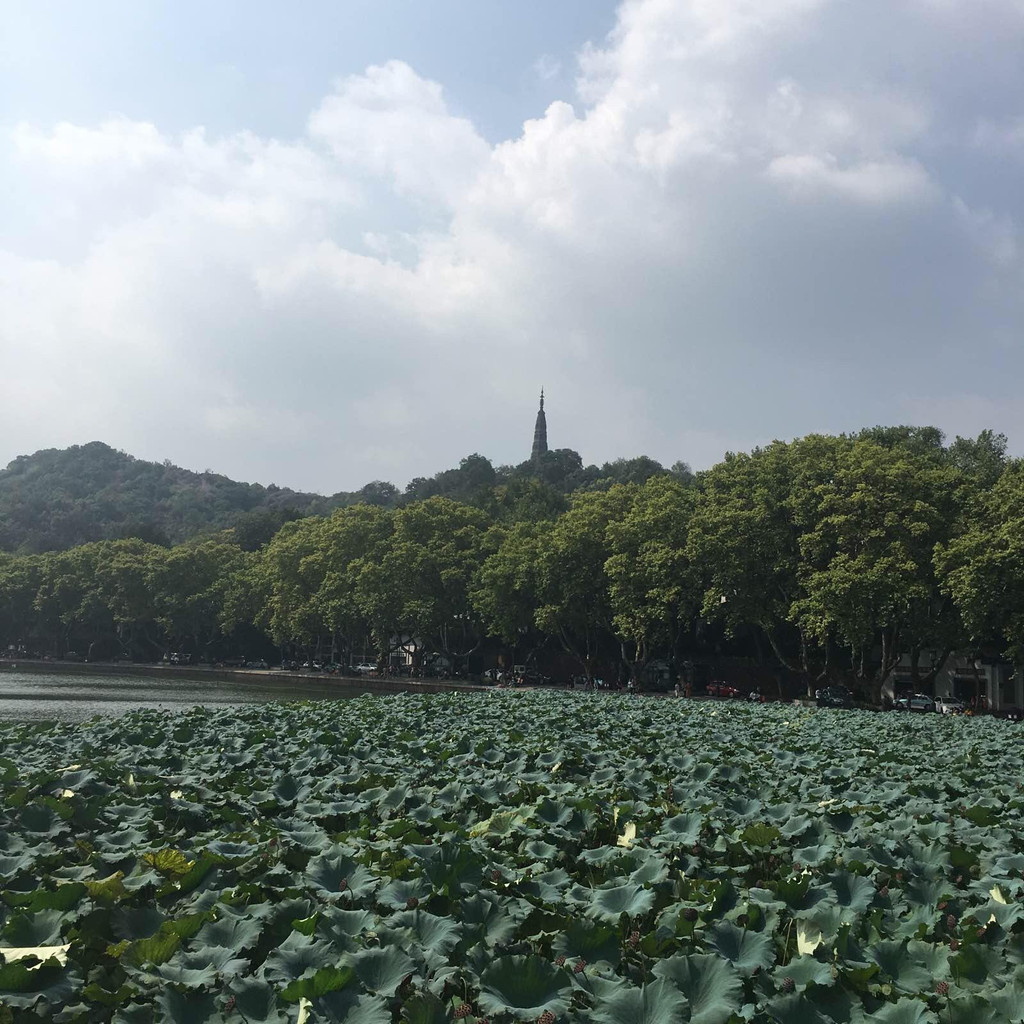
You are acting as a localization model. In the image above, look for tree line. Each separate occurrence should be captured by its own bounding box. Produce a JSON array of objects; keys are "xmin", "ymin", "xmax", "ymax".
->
[
  {"xmin": 0, "ymin": 440, "xmax": 692, "ymax": 554},
  {"xmin": 1, "ymin": 425, "xmax": 1021, "ymax": 700}
]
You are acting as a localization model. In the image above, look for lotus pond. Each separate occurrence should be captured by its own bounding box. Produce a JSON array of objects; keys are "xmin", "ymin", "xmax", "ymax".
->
[{"xmin": 1, "ymin": 694, "xmax": 1023, "ymax": 1024}]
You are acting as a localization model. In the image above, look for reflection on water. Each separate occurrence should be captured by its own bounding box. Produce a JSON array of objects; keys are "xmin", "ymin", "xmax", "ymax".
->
[{"xmin": 0, "ymin": 670, "xmax": 374, "ymax": 723}]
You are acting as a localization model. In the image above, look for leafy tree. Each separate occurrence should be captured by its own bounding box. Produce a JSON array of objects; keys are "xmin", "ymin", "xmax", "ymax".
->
[
  {"xmin": 354, "ymin": 498, "xmax": 492, "ymax": 672},
  {"xmin": 792, "ymin": 437, "xmax": 957, "ymax": 699},
  {"xmin": 531, "ymin": 486, "xmax": 636, "ymax": 679},
  {"xmin": 688, "ymin": 443, "xmax": 807, "ymax": 681},
  {"xmin": 0, "ymin": 553, "xmax": 44, "ymax": 651},
  {"xmin": 253, "ymin": 517, "xmax": 333, "ymax": 658},
  {"xmin": 937, "ymin": 459, "xmax": 1024, "ymax": 661},
  {"xmin": 34, "ymin": 545, "xmax": 114, "ymax": 656},
  {"xmin": 150, "ymin": 540, "xmax": 246, "ymax": 659},
  {"xmin": 606, "ymin": 476, "xmax": 698, "ymax": 683},
  {"xmin": 93, "ymin": 539, "xmax": 166, "ymax": 658},
  {"xmin": 946, "ymin": 429, "xmax": 1008, "ymax": 489},
  {"xmin": 473, "ymin": 522, "xmax": 547, "ymax": 660}
]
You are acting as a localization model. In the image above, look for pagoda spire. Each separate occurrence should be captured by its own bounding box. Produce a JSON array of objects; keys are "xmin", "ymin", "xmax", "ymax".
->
[{"xmin": 531, "ymin": 388, "xmax": 548, "ymax": 462}]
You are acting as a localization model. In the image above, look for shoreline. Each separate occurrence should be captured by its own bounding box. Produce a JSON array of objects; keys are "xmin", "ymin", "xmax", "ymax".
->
[{"xmin": 0, "ymin": 658, "xmax": 489, "ymax": 695}]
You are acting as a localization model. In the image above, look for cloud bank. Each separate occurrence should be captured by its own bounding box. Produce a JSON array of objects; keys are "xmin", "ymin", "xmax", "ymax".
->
[{"xmin": 3, "ymin": 0, "xmax": 1023, "ymax": 491}]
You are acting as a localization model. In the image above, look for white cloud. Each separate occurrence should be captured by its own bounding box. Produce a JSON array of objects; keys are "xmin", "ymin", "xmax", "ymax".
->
[
  {"xmin": 3, "ymin": 0, "xmax": 1024, "ymax": 492},
  {"xmin": 766, "ymin": 153, "xmax": 936, "ymax": 204},
  {"xmin": 308, "ymin": 60, "xmax": 490, "ymax": 208}
]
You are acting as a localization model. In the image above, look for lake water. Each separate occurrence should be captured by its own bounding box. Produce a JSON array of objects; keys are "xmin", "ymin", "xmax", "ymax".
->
[{"xmin": 0, "ymin": 670, "xmax": 376, "ymax": 723}]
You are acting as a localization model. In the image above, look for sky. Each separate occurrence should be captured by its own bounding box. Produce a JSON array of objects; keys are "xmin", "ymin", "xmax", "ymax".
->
[{"xmin": 2, "ymin": 0, "xmax": 1023, "ymax": 494}]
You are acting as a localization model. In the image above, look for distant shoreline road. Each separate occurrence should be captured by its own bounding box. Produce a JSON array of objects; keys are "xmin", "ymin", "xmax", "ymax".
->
[{"xmin": 0, "ymin": 658, "xmax": 489, "ymax": 695}]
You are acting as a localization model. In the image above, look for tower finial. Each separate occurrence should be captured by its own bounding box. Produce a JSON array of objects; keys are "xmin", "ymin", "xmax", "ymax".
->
[{"xmin": 531, "ymin": 388, "xmax": 549, "ymax": 462}]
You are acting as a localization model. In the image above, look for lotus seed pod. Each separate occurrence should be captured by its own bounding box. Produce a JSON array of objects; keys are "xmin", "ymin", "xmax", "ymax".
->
[{"xmin": 935, "ymin": 982, "xmax": 949, "ymax": 996}]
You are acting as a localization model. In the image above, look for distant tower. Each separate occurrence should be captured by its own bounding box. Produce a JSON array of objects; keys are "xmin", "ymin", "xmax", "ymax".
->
[{"xmin": 531, "ymin": 389, "xmax": 548, "ymax": 462}]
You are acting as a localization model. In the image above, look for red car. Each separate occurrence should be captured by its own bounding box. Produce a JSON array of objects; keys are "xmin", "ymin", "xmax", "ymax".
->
[{"xmin": 705, "ymin": 681, "xmax": 742, "ymax": 698}]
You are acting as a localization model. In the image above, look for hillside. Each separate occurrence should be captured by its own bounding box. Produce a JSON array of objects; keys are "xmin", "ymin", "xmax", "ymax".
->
[
  {"xmin": 0, "ymin": 442, "xmax": 693, "ymax": 554},
  {"xmin": 0, "ymin": 442, "xmax": 339, "ymax": 553}
]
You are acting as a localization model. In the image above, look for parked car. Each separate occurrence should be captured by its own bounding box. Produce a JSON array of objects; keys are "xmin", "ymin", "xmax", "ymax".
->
[
  {"xmin": 935, "ymin": 696, "xmax": 966, "ymax": 715},
  {"xmin": 816, "ymin": 685, "xmax": 854, "ymax": 709},
  {"xmin": 706, "ymin": 681, "xmax": 741, "ymax": 698},
  {"xmin": 351, "ymin": 662, "xmax": 377, "ymax": 675},
  {"xmin": 895, "ymin": 693, "xmax": 935, "ymax": 712}
]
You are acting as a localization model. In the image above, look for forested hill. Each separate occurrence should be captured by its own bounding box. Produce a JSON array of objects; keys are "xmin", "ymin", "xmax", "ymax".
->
[
  {"xmin": 0, "ymin": 441, "xmax": 694, "ymax": 554},
  {"xmin": 0, "ymin": 443, "xmax": 339, "ymax": 553}
]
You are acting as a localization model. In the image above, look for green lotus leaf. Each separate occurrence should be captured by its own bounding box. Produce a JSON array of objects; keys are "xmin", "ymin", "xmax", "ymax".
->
[
  {"xmin": 350, "ymin": 947, "xmax": 417, "ymax": 996},
  {"xmin": 202, "ymin": 840, "xmax": 257, "ymax": 860},
  {"xmin": 830, "ymin": 872, "xmax": 876, "ymax": 914},
  {"xmin": 270, "ymin": 774, "xmax": 309, "ymax": 805},
  {"xmin": 534, "ymin": 799, "xmax": 574, "ymax": 828},
  {"xmin": 965, "ymin": 898, "xmax": 1024, "ymax": 930},
  {"xmin": 18, "ymin": 804, "xmax": 66, "ymax": 837},
  {"xmin": 629, "ymin": 855, "xmax": 669, "ymax": 886},
  {"xmin": 478, "ymin": 955, "xmax": 572, "ymax": 1019},
  {"xmin": 524, "ymin": 839, "xmax": 561, "ymax": 861},
  {"xmin": 315, "ymin": 991, "xmax": 392, "ymax": 1024},
  {"xmin": 261, "ymin": 932, "xmax": 335, "ymax": 983},
  {"xmin": 772, "ymin": 956, "xmax": 835, "ymax": 992},
  {"xmin": 459, "ymin": 894, "xmax": 518, "ymax": 947},
  {"xmin": 319, "ymin": 907, "xmax": 377, "ymax": 944},
  {"xmin": 156, "ymin": 947, "xmax": 249, "ymax": 986},
  {"xmin": 658, "ymin": 813, "xmax": 702, "ymax": 844},
  {"xmin": 225, "ymin": 977, "xmax": 288, "ymax": 1023},
  {"xmin": 652, "ymin": 954, "xmax": 742, "ymax": 1024},
  {"xmin": 377, "ymin": 878, "xmax": 431, "ymax": 910},
  {"xmin": 949, "ymin": 942, "xmax": 1004, "ymax": 986},
  {"xmin": 741, "ymin": 823, "xmax": 781, "ymax": 848},
  {"xmin": 792, "ymin": 843, "xmax": 835, "ymax": 867},
  {"xmin": 280, "ymin": 965, "xmax": 356, "ymax": 1003},
  {"xmin": 766, "ymin": 993, "xmax": 833, "ymax": 1024},
  {"xmin": 0, "ymin": 851, "xmax": 35, "ymax": 877},
  {"xmin": 306, "ymin": 853, "xmax": 378, "ymax": 899},
  {"xmin": 553, "ymin": 919, "xmax": 621, "ymax": 966},
  {"xmin": 705, "ymin": 921, "xmax": 776, "ymax": 976},
  {"xmin": 111, "ymin": 1004, "xmax": 154, "ymax": 1024},
  {"xmin": 986, "ymin": 985, "xmax": 1024, "ymax": 1023},
  {"xmin": 419, "ymin": 843, "xmax": 483, "ymax": 893},
  {"xmin": 850, "ymin": 998, "xmax": 938, "ymax": 1024},
  {"xmin": 867, "ymin": 941, "xmax": 937, "ymax": 993},
  {"xmin": 193, "ymin": 914, "xmax": 263, "ymax": 951},
  {"xmin": 154, "ymin": 989, "xmax": 220, "ymax": 1023},
  {"xmin": 400, "ymin": 993, "xmax": 449, "ymax": 1024},
  {"xmin": 590, "ymin": 978, "xmax": 685, "ymax": 1024},
  {"xmin": 586, "ymin": 883, "xmax": 656, "ymax": 923},
  {"xmin": 1, "ymin": 909, "xmax": 66, "ymax": 947},
  {"xmin": 386, "ymin": 909, "xmax": 462, "ymax": 956}
]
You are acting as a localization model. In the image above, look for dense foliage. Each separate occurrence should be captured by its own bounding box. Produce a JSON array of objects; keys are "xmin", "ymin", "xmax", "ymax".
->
[
  {"xmin": 1, "ymin": 428, "xmax": 1023, "ymax": 694},
  {"xmin": 0, "ymin": 444, "xmax": 689, "ymax": 556},
  {"xmin": 1, "ymin": 693, "xmax": 1023, "ymax": 1021}
]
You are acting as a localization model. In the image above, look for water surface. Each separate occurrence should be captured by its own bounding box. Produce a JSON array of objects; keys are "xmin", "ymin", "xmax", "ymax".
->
[{"xmin": 0, "ymin": 670, "xmax": 371, "ymax": 723}]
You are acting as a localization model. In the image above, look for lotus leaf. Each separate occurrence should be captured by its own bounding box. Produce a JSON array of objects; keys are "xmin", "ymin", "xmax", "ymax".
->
[
  {"xmin": 590, "ymin": 978, "xmax": 685, "ymax": 1024},
  {"xmin": 706, "ymin": 920, "xmax": 776, "ymax": 976},
  {"xmin": 653, "ymin": 953, "xmax": 743, "ymax": 1024},
  {"xmin": 587, "ymin": 883, "xmax": 656, "ymax": 923},
  {"xmin": 477, "ymin": 955, "xmax": 572, "ymax": 1018}
]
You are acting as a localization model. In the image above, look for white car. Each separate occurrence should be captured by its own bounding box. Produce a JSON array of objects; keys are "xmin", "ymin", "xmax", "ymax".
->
[
  {"xmin": 935, "ymin": 696, "xmax": 966, "ymax": 714},
  {"xmin": 351, "ymin": 662, "xmax": 377, "ymax": 675}
]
